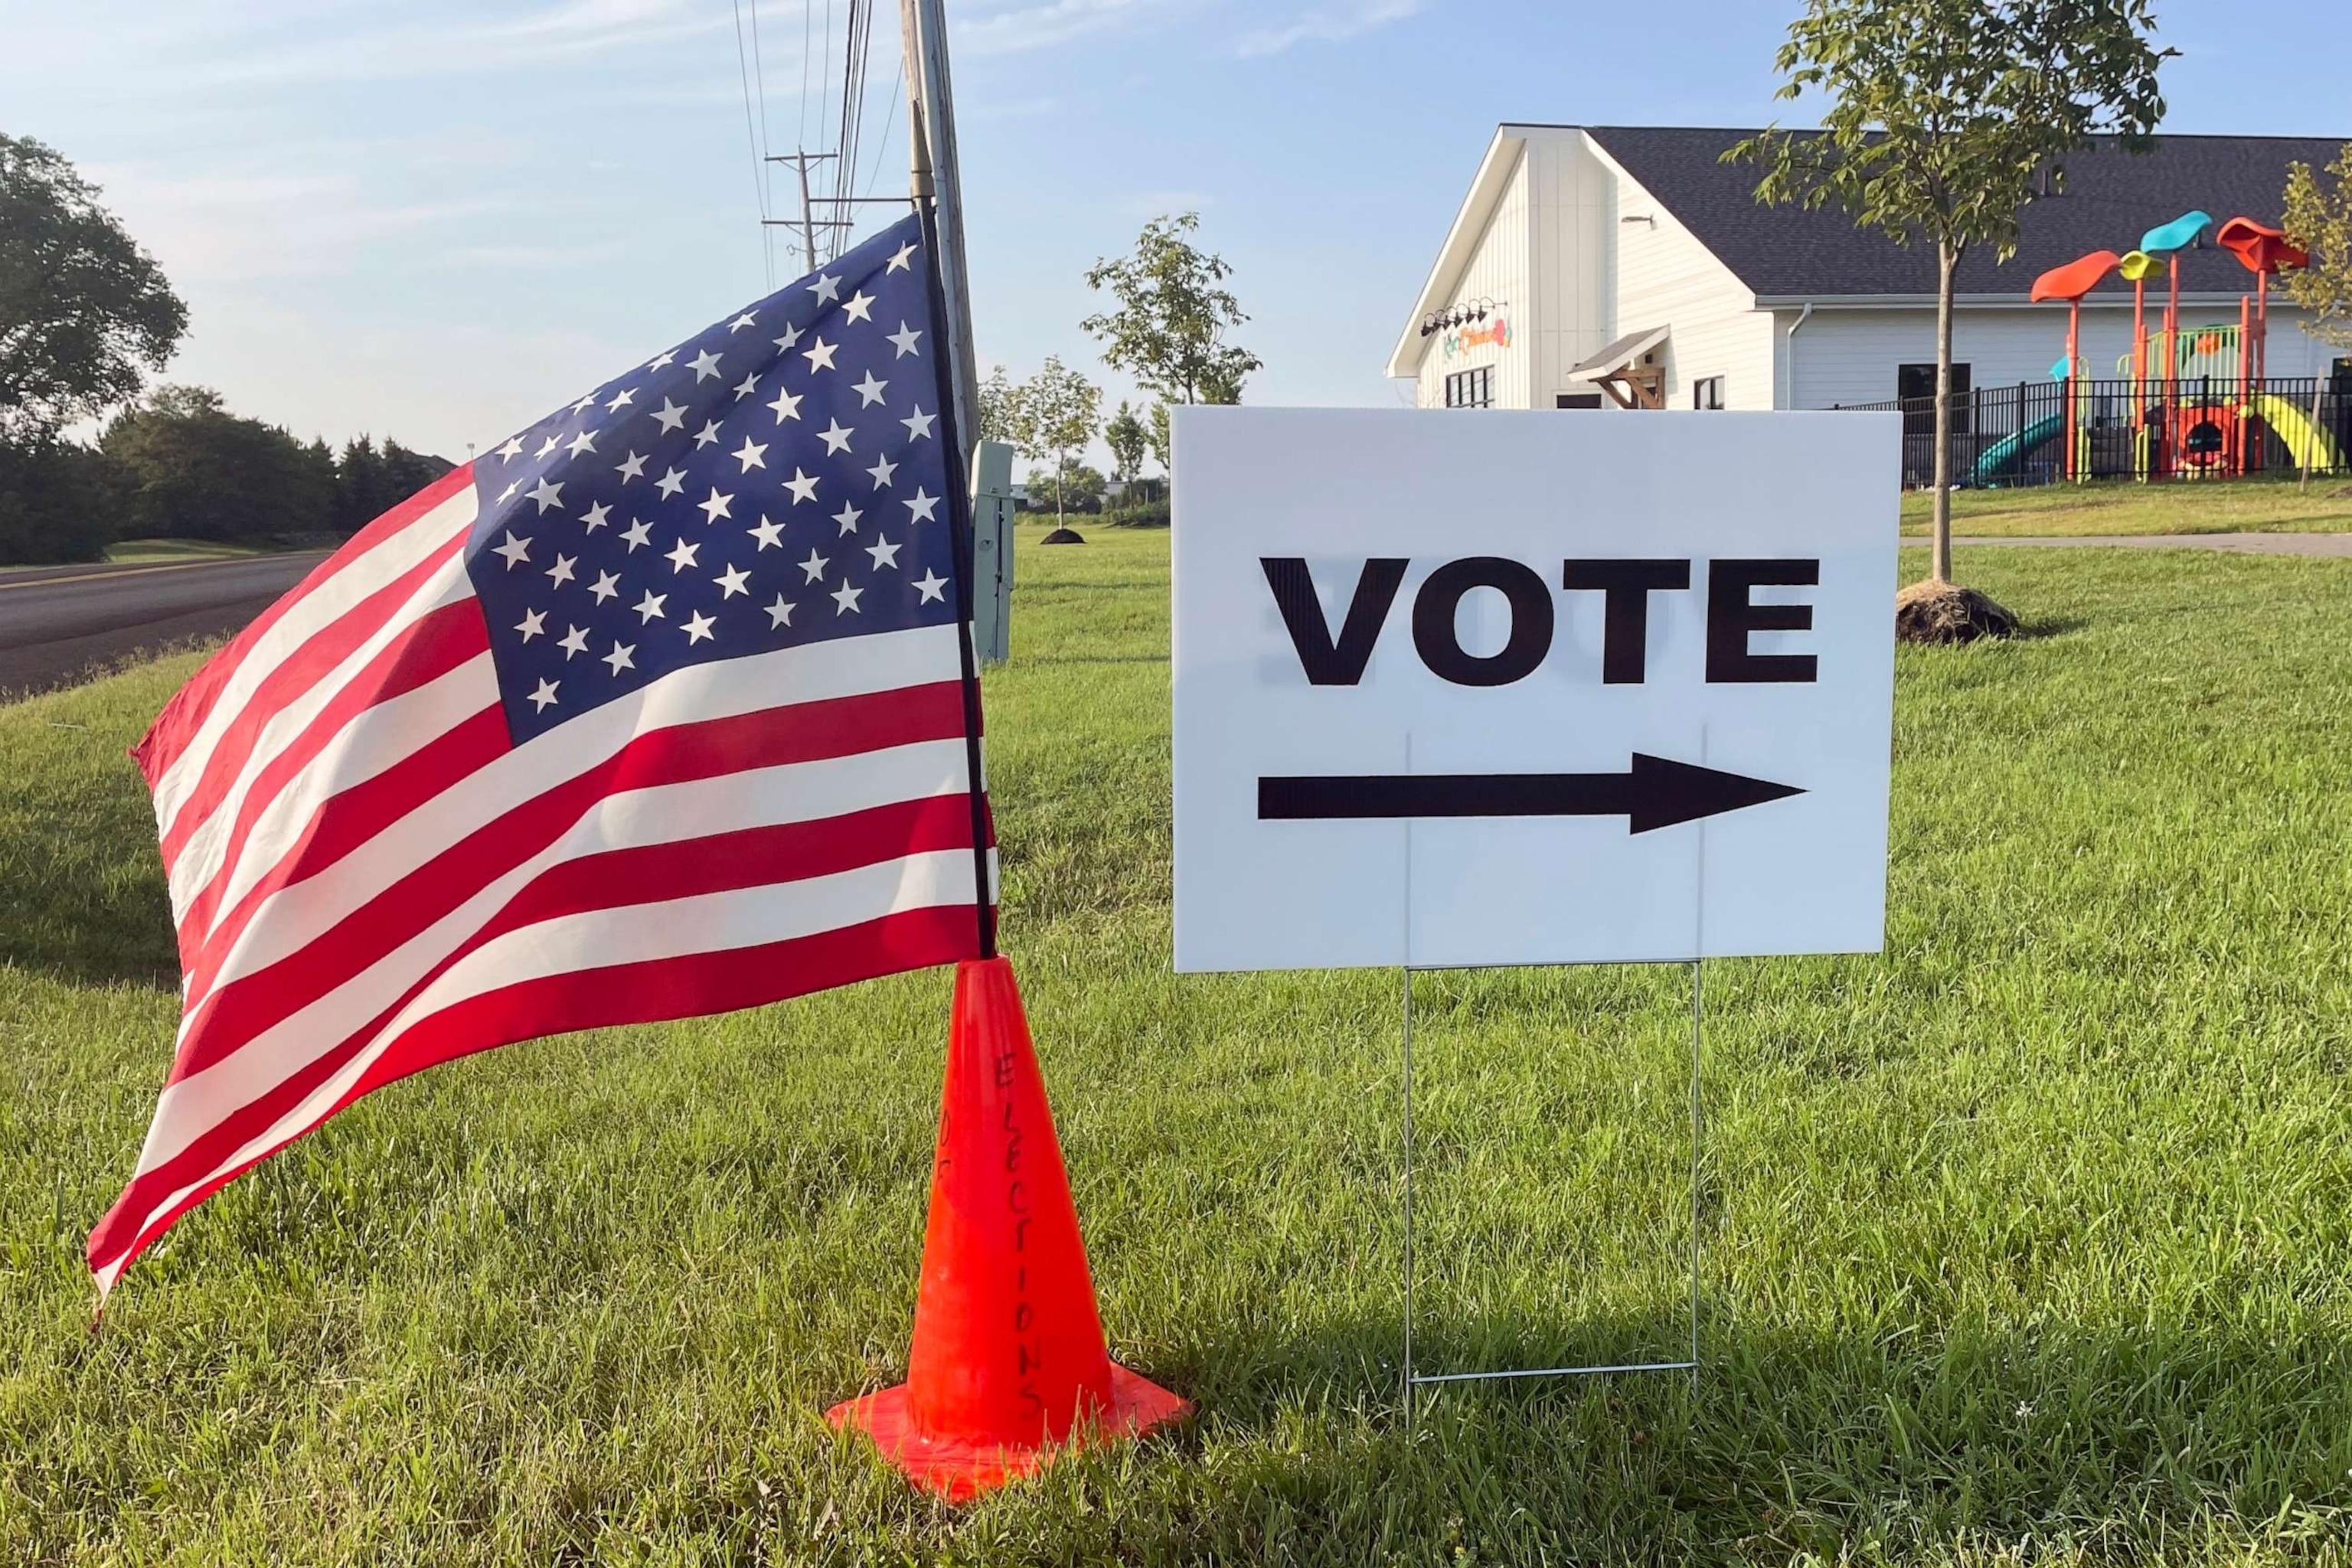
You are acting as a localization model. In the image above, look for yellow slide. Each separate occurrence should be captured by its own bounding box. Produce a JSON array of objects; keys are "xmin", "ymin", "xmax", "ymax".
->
[{"xmin": 2249, "ymin": 392, "xmax": 2347, "ymax": 472}]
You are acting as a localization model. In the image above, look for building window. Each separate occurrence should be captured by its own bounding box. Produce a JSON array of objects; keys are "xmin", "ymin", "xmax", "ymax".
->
[
  {"xmin": 1896, "ymin": 361, "xmax": 1972, "ymax": 434},
  {"xmin": 1554, "ymin": 392, "xmax": 1603, "ymax": 410},
  {"xmin": 1443, "ymin": 366, "xmax": 1494, "ymax": 408},
  {"xmin": 1691, "ymin": 375, "xmax": 1725, "ymax": 410}
]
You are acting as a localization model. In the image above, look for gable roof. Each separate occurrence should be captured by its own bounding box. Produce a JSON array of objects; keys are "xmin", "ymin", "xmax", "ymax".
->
[{"xmin": 1583, "ymin": 126, "xmax": 2343, "ymax": 301}]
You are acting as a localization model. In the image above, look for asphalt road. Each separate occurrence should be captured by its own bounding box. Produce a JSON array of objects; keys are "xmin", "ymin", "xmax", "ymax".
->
[{"xmin": 0, "ymin": 552, "xmax": 330, "ymax": 699}]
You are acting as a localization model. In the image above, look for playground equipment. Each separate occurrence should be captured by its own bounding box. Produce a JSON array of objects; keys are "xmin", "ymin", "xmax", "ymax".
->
[
  {"xmin": 2027, "ymin": 250, "xmax": 2119, "ymax": 481},
  {"xmin": 2012, "ymin": 204, "xmax": 2346, "ymax": 485}
]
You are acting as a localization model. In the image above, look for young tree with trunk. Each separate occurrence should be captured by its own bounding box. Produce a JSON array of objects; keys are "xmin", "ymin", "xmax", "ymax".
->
[
  {"xmin": 1104, "ymin": 401, "xmax": 1148, "ymax": 497},
  {"xmin": 1009, "ymin": 357, "xmax": 1102, "ymax": 528},
  {"xmin": 1082, "ymin": 214, "xmax": 1262, "ymax": 408},
  {"xmin": 1730, "ymin": 0, "xmax": 2169, "ymax": 632}
]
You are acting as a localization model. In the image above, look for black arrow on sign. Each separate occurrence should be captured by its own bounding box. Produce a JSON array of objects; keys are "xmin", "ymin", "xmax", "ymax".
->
[{"xmin": 1257, "ymin": 754, "xmax": 1805, "ymax": 834}]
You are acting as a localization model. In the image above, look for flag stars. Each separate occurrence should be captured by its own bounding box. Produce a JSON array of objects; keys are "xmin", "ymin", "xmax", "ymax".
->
[
  {"xmin": 580, "ymin": 500, "xmax": 612, "ymax": 531},
  {"xmin": 528, "ymin": 477, "xmax": 564, "ymax": 513},
  {"xmin": 866, "ymin": 454, "xmax": 898, "ymax": 489},
  {"xmin": 799, "ymin": 548, "xmax": 830, "ymax": 583},
  {"xmin": 886, "ymin": 240, "xmax": 916, "ymax": 273},
  {"xmin": 851, "ymin": 371, "xmax": 888, "ymax": 407},
  {"xmin": 651, "ymin": 398, "xmax": 688, "ymax": 433},
  {"xmin": 536, "ymin": 434, "xmax": 560, "ymax": 459},
  {"xmin": 833, "ymin": 501, "xmax": 864, "ymax": 536},
  {"xmin": 887, "ymin": 322, "xmax": 922, "ymax": 358},
  {"xmin": 698, "ymin": 486, "xmax": 736, "ymax": 523},
  {"xmin": 841, "ymin": 289, "xmax": 876, "ymax": 324},
  {"xmin": 546, "ymin": 553, "xmax": 577, "ymax": 587},
  {"xmin": 590, "ymin": 570, "xmax": 622, "ymax": 603},
  {"xmin": 714, "ymin": 563, "xmax": 751, "ymax": 598},
  {"xmin": 666, "ymin": 537, "xmax": 701, "ymax": 573},
  {"xmin": 693, "ymin": 418, "xmax": 722, "ymax": 449},
  {"xmin": 783, "ymin": 468, "xmax": 820, "ymax": 505},
  {"xmin": 818, "ymin": 419, "xmax": 854, "ymax": 455},
  {"xmin": 865, "ymin": 536, "xmax": 901, "ymax": 570},
  {"xmin": 603, "ymin": 640, "xmax": 636, "ymax": 675},
  {"xmin": 901, "ymin": 407, "xmax": 937, "ymax": 441},
  {"xmin": 558, "ymin": 624, "xmax": 590, "ymax": 658},
  {"xmin": 773, "ymin": 322, "xmax": 803, "ymax": 352},
  {"xmin": 681, "ymin": 609, "xmax": 718, "ymax": 645},
  {"xmin": 766, "ymin": 387, "xmax": 803, "ymax": 423},
  {"xmin": 648, "ymin": 349, "xmax": 677, "ymax": 371},
  {"xmin": 913, "ymin": 569, "xmax": 949, "ymax": 604},
  {"xmin": 808, "ymin": 271, "xmax": 842, "ymax": 303},
  {"xmin": 732, "ymin": 371, "xmax": 762, "ymax": 401},
  {"xmin": 528, "ymin": 678, "xmax": 561, "ymax": 712},
  {"xmin": 620, "ymin": 519, "xmax": 654, "ymax": 552},
  {"xmin": 802, "ymin": 338, "xmax": 839, "ymax": 372},
  {"xmin": 727, "ymin": 310, "xmax": 758, "ymax": 332},
  {"xmin": 633, "ymin": 589, "xmax": 668, "ymax": 622},
  {"xmin": 566, "ymin": 428, "xmax": 596, "ymax": 457},
  {"xmin": 570, "ymin": 393, "xmax": 596, "ymax": 414},
  {"xmin": 904, "ymin": 487, "xmax": 939, "ymax": 523},
  {"xmin": 493, "ymin": 531, "xmax": 532, "ymax": 569},
  {"xmin": 688, "ymin": 348, "xmax": 724, "ymax": 381},
  {"xmin": 605, "ymin": 387, "xmax": 635, "ymax": 413},
  {"xmin": 655, "ymin": 468, "xmax": 688, "ymax": 499},
  {"xmin": 831, "ymin": 581, "xmax": 864, "ymax": 615},
  {"xmin": 766, "ymin": 595, "xmax": 795, "ymax": 628},
  {"xmin": 749, "ymin": 514, "xmax": 786, "ymax": 550},
  {"xmin": 515, "ymin": 607, "xmax": 547, "ymax": 642},
  {"xmin": 616, "ymin": 450, "xmax": 648, "ymax": 482},
  {"xmin": 495, "ymin": 435, "xmax": 525, "ymax": 461},
  {"xmin": 731, "ymin": 436, "xmax": 768, "ymax": 472}
]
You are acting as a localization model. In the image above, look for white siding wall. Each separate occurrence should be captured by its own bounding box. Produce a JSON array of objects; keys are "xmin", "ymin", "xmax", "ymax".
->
[
  {"xmin": 1603, "ymin": 155, "xmax": 1778, "ymax": 410},
  {"xmin": 1414, "ymin": 145, "xmax": 1533, "ymax": 410},
  {"xmin": 1786, "ymin": 303, "xmax": 2341, "ymax": 410},
  {"xmin": 1522, "ymin": 129, "xmax": 1611, "ymax": 403}
]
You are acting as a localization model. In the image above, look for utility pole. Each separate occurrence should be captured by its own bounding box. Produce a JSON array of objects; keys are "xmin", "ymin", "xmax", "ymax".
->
[
  {"xmin": 898, "ymin": 0, "xmax": 979, "ymax": 475},
  {"xmin": 763, "ymin": 150, "xmax": 838, "ymax": 273}
]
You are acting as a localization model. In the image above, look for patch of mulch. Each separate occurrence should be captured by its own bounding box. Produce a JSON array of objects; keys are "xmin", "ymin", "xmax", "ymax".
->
[
  {"xmin": 1040, "ymin": 527, "xmax": 1086, "ymax": 545},
  {"xmin": 1894, "ymin": 578, "xmax": 2019, "ymax": 645}
]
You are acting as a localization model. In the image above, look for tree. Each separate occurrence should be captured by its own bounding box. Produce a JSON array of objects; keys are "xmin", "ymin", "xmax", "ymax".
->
[
  {"xmin": 1104, "ymin": 401, "xmax": 1148, "ymax": 494},
  {"xmin": 1147, "ymin": 402, "xmax": 1171, "ymax": 473},
  {"xmin": 2282, "ymin": 144, "xmax": 2352, "ymax": 352},
  {"xmin": 0, "ymin": 135, "xmax": 187, "ymax": 444},
  {"xmin": 1729, "ymin": 0, "xmax": 2169, "ymax": 616},
  {"xmin": 0, "ymin": 439, "xmax": 119, "ymax": 564},
  {"xmin": 1007, "ymin": 356, "xmax": 1102, "ymax": 526},
  {"xmin": 975, "ymin": 363, "xmax": 1020, "ymax": 446},
  {"xmin": 102, "ymin": 384, "xmax": 337, "ymax": 544},
  {"xmin": 1081, "ymin": 213, "xmax": 1262, "ymax": 407}
]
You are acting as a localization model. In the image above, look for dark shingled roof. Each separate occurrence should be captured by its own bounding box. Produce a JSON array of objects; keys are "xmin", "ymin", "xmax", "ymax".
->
[{"xmin": 1581, "ymin": 126, "xmax": 2344, "ymax": 299}]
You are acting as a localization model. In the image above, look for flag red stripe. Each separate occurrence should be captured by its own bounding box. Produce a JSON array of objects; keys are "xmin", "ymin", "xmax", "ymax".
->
[
  {"xmin": 89, "ymin": 901, "xmax": 978, "ymax": 1282},
  {"xmin": 172, "ymin": 603, "xmax": 492, "ymax": 966},
  {"xmin": 156, "ymin": 530, "xmax": 470, "ymax": 872},
  {"xmin": 172, "ymin": 681, "xmax": 974, "ymax": 1083},
  {"xmin": 138, "ymin": 798, "xmax": 981, "ymax": 1210},
  {"xmin": 132, "ymin": 466, "xmax": 476, "ymax": 791}
]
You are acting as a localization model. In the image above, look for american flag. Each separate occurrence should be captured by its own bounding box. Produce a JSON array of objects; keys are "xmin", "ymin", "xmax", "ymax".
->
[{"xmin": 90, "ymin": 214, "xmax": 993, "ymax": 1296}]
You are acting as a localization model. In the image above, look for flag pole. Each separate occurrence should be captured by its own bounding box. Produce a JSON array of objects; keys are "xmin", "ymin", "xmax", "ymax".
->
[{"xmin": 901, "ymin": 0, "xmax": 995, "ymax": 959}]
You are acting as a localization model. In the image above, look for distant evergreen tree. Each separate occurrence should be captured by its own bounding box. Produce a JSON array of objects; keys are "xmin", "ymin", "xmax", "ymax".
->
[{"xmin": 101, "ymin": 384, "xmax": 335, "ymax": 543}]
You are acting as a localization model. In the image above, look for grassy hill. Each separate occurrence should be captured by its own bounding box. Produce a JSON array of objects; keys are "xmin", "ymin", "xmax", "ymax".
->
[{"xmin": 4, "ymin": 529, "xmax": 2350, "ymax": 1564}]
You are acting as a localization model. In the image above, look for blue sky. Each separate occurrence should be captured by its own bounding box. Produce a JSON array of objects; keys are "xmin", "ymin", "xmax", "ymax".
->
[{"xmin": 3, "ymin": 0, "xmax": 2345, "ymax": 467}]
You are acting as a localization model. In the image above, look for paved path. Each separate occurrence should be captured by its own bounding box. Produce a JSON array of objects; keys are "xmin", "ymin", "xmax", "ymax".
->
[
  {"xmin": 1947, "ymin": 533, "xmax": 2352, "ymax": 556},
  {"xmin": 0, "ymin": 551, "xmax": 329, "ymax": 699}
]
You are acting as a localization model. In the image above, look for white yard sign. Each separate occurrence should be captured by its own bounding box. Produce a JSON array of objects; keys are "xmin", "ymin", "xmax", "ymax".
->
[{"xmin": 1171, "ymin": 407, "xmax": 1900, "ymax": 973}]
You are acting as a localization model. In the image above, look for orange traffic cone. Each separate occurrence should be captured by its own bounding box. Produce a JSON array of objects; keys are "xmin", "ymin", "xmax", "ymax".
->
[{"xmin": 828, "ymin": 956, "xmax": 1188, "ymax": 1501}]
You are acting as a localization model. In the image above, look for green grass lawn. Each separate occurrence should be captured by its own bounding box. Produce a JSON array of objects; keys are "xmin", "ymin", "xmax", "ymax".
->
[
  {"xmin": 1901, "ymin": 475, "xmax": 2352, "ymax": 536},
  {"xmin": 5, "ymin": 529, "xmax": 2352, "ymax": 1565}
]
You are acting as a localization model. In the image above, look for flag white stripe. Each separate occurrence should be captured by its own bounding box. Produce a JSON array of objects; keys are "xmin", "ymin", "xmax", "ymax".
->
[
  {"xmin": 166, "ymin": 557, "xmax": 476, "ymax": 926},
  {"xmin": 150, "ymin": 486, "xmax": 478, "ymax": 839},
  {"xmin": 188, "ymin": 622, "xmax": 964, "ymax": 1016},
  {"xmin": 100, "ymin": 844, "xmax": 975, "ymax": 1295},
  {"xmin": 145, "ymin": 735, "xmax": 975, "ymax": 1173}
]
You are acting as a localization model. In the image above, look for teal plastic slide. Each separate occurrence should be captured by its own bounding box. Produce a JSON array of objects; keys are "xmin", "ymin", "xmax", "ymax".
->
[{"xmin": 1973, "ymin": 413, "xmax": 2067, "ymax": 486}]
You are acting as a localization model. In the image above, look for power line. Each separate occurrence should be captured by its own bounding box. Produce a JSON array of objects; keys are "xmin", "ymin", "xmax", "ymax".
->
[{"xmin": 729, "ymin": 0, "xmax": 776, "ymax": 290}]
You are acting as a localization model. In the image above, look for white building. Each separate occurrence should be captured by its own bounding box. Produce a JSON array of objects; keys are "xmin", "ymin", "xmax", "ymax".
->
[{"xmin": 1389, "ymin": 126, "xmax": 2349, "ymax": 421}]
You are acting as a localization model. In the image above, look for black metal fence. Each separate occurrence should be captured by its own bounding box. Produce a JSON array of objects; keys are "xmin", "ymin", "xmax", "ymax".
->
[{"xmin": 1831, "ymin": 377, "xmax": 2352, "ymax": 489}]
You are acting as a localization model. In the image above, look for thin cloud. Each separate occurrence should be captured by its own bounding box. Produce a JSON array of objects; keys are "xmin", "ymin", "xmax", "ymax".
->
[
  {"xmin": 956, "ymin": 0, "xmax": 1164, "ymax": 56},
  {"xmin": 1237, "ymin": 0, "xmax": 1419, "ymax": 57}
]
